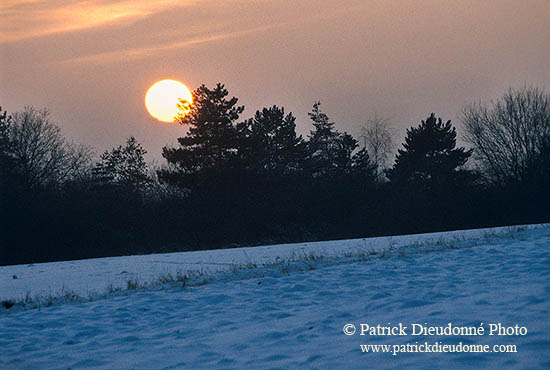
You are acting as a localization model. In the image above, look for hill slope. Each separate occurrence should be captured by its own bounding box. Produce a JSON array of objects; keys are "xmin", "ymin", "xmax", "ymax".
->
[{"xmin": 1, "ymin": 225, "xmax": 549, "ymax": 369}]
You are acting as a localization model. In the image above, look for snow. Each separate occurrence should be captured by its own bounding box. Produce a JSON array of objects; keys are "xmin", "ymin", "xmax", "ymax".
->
[
  {"xmin": 1, "ymin": 224, "xmax": 546, "ymax": 301},
  {"xmin": 1, "ymin": 224, "xmax": 549, "ymax": 369}
]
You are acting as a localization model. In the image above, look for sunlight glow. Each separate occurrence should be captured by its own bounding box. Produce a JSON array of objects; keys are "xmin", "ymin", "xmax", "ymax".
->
[
  {"xmin": 0, "ymin": 1, "xmax": 183, "ymax": 42},
  {"xmin": 145, "ymin": 79, "xmax": 193, "ymax": 123}
]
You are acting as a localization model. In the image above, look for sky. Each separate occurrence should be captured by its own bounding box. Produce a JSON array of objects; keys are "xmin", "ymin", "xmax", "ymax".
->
[{"xmin": 1, "ymin": 0, "xmax": 549, "ymax": 161}]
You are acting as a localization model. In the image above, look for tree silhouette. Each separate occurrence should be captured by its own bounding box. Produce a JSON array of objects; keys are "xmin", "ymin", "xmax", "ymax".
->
[
  {"xmin": 0, "ymin": 106, "xmax": 19, "ymax": 197},
  {"xmin": 238, "ymin": 105, "xmax": 306, "ymax": 175},
  {"xmin": 9, "ymin": 107, "xmax": 90, "ymax": 189},
  {"xmin": 93, "ymin": 137, "xmax": 150, "ymax": 189},
  {"xmin": 462, "ymin": 86, "xmax": 550, "ymax": 185},
  {"xmin": 359, "ymin": 115, "xmax": 395, "ymax": 178},
  {"xmin": 307, "ymin": 101, "xmax": 358, "ymax": 177},
  {"xmin": 160, "ymin": 83, "xmax": 244, "ymax": 186},
  {"xmin": 351, "ymin": 147, "xmax": 378, "ymax": 182},
  {"xmin": 386, "ymin": 113, "xmax": 472, "ymax": 187},
  {"xmin": 0, "ymin": 107, "xmax": 14, "ymax": 172}
]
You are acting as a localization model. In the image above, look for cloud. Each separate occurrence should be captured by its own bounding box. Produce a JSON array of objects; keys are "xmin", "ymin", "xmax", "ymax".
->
[
  {"xmin": 58, "ymin": 2, "xmax": 371, "ymax": 65},
  {"xmin": 1, "ymin": 0, "xmax": 371, "ymax": 67},
  {"xmin": 60, "ymin": 22, "xmax": 290, "ymax": 64},
  {"xmin": 0, "ymin": 0, "xmax": 187, "ymax": 42}
]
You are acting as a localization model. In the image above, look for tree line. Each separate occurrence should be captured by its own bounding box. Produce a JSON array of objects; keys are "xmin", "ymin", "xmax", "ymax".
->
[{"xmin": 1, "ymin": 85, "xmax": 549, "ymax": 265}]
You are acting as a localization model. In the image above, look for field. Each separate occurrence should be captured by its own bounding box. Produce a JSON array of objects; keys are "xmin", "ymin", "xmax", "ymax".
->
[{"xmin": 1, "ymin": 225, "xmax": 549, "ymax": 369}]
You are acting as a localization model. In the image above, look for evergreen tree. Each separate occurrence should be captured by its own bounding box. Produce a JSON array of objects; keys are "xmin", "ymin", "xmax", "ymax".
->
[
  {"xmin": 238, "ymin": 105, "xmax": 306, "ymax": 175},
  {"xmin": 93, "ymin": 137, "xmax": 149, "ymax": 189},
  {"xmin": 0, "ymin": 107, "xmax": 14, "ymax": 172},
  {"xmin": 351, "ymin": 147, "xmax": 378, "ymax": 182},
  {"xmin": 386, "ymin": 113, "xmax": 472, "ymax": 186},
  {"xmin": 335, "ymin": 132, "xmax": 359, "ymax": 174},
  {"xmin": 160, "ymin": 83, "xmax": 244, "ymax": 186},
  {"xmin": 0, "ymin": 106, "xmax": 19, "ymax": 194},
  {"xmin": 307, "ymin": 101, "xmax": 357, "ymax": 176}
]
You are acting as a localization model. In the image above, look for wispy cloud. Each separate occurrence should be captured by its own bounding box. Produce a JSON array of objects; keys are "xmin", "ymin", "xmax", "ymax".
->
[
  {"xmin": 1, "ymin": 0, "xmax": 371, "ymax": 66},
  {"xmin": 0, "ymin": 0, "xmax": 186, "ymax": 42},
  {"xmin": 61, "ymin": 22, "xmax": 290, "ymax": 64},
  {"xmin": 58, "ymin": 3, "xmax": 371, "ymax": 65}
]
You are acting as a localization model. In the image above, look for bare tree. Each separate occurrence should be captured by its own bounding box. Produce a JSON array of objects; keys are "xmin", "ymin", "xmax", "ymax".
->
[
  {"xmin": 10, "ymin": 106, "xmax": 91, "ymax": 188},
  {"xmin": 359, "ymin": 114, "xmax": 396, "ymax": 177},
  {"xmin": 461, "ymin": 86, "xmax": 550, "ymax": 184}
]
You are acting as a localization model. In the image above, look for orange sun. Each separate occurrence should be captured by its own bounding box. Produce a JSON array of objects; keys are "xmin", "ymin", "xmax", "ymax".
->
[{"xmin": 145, "ymin": 79, "xmax": 192, "ymax": 122}]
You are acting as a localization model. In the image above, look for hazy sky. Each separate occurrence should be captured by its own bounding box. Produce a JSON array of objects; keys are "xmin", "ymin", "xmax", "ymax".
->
[{"xmin": 1, "ymin": 0, "xmax": 549, "ymax": 160}]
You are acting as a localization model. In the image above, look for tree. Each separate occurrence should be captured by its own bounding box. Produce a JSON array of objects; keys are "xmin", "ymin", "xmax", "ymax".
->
[
  {"xmin": 462, "ymin": 86, "xmax": 550, "ymax": 185},
  {"xmin": 0, "ymin": 107, "xmax": 14, "ymax": 172},
  {"xmin": 93, "ymin": 137, "xmax": 150, "ymax": 189},
  {"xmin": 160, "ymin": 83, "xmax": 244, "ymax": 186},
  {"xmin": 351, "ymin": 147, "xmax": 378, "ymax": 182},
  {"xmin": 0, "ymin": 106, "xmax": 19, "ymax": 195},
  {"xmin": 9, "ymin": 106, "xmax": 90, "ymax": 189},
  {"xmin": 238, "ymin": 105, "xmax": 307, "ymax": 174},
  {"xmin": 359, "ymin": 114, "xmax": 395, "ymax": 178},
  {"xmin": 386, "ymin": 113, "xmax": 472, "ymax": 187},
  {"xmin": 307, "ymin": 101, "xmax": 358, "ymax": 176}
]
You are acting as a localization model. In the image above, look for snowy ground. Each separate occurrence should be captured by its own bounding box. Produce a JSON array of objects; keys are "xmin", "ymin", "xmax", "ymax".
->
[
  {"xmin": 1, "ymin": 224, "xmax": 549, "ymax": 369},
  {"xmin": 1, "ymin": 224, "xmax": 545, "ymax": 301}
]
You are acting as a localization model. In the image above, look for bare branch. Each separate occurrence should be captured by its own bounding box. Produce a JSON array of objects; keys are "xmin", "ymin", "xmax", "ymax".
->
[
  {"xmin": 461, "ymin": 86, "xmax": 550, "ymax": 184},
  {"xmin": 358, "ymin": 114, "xmax": 396, "ymax": 177}
]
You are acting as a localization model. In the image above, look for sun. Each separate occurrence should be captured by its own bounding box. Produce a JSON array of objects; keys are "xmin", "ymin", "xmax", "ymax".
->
[{"xmin": 145, "ymin": 79, "xmax": 193, "ymax": 122}]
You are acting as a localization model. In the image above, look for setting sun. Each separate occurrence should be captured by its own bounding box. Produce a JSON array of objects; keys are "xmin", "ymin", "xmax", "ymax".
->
[{"xmin": 145, "ymin": 79, "xmax": 192, "ymax": 122}]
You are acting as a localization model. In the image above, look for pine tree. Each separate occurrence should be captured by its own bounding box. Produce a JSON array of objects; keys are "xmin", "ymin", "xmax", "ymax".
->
[
  {"xmin": 307, "ymin": 101, "xmax": 357, "ymax": 176},
  {"xmin": 238, "ymin": 105, "xmax": 306, "ymax": 174},
  {"xmin": 0, "ymin": 107, "xmax": 14, "ymax": 169},
  {"xmin": 335, "ymin": 132, "xmax": 359, "ymax": 174},
  {"xmin": 0, "ymin": 107, "xmax": 18, "ymax": 194},
  {"xmin": 351, "ymin": 147, "xmax": 378, "ymax": 182},
  {"xmin": 160, "ymin": 83, "xmax": 244, "ymax": 185},
  {"xmin": 386, "ymin": 113, "xmax": 472, "ymax": 186},
  {"xmin": 93, "ymin": 137, "xmax": 149, "ymax": 189}
]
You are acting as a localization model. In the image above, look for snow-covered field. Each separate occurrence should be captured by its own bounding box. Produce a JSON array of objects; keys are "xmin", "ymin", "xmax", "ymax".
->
[{"xmin": 1, "ymin": 224, "xmax": 549, "ymax": 369}]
